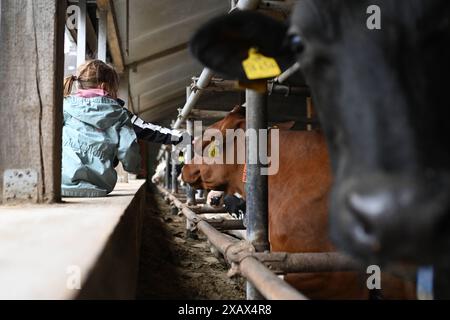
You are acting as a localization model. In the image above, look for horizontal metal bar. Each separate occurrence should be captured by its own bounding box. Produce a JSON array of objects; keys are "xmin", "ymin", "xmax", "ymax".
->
[
  {"xmin": 166, "ymin": 193, "xmax": 184, "ymax": 211},
  {"xmin": 191, "ymin": 206, "xmax": 228, "ymax": 214},
  {"xmin": 206, "ymin": 219, "xmax": 246, "ymax": 231},
  {"xmin": 192, "ymin": 78, "xmax": 310, "ymax": 96},
  {"xmin": 181, "ymin": 206, "xmax": 200, "ymax": 223},
  {"xmin": 275, "ymin": 62, "xmax": 301, "ymax": 84},
  {"xmin": 161, "ymin": 190, "xmax": 362, "ymax": 275},
  {"xmin": 157, "ymin": 186, "xmax": 305, "ymax": 300},
  {"xmin": 198, "ymin": 220, "xmax": 305, "ymax": 300},
  {"xmin": 68, "ymin": 0, "xmax": 98, "ymax": 4},
  {"xmin": 239, "ymin": 258, "xmax": 305, "ymax": 300},
  {"xmin": 267, "ymin": 82, "xmax": 311, "ymax": 96},
  {"xmin": 192, "ymin": 78, "xmax": 242, "ymax": 92},
  {"xmin": 253, "ymin": 252, "xmax": 362, "ymax": 274},
  {"xmin": 195, "ymin": 198, "xmax": 207, "ymax": 204},
  {"xmin": 188, "ymin": 109, "xmax": 230, "ymax": 120},
  {"xmin": 225, "ymin": 230, "xmax": 247, "ymax": 240},
  {"xmin": 174, "ymin": 69, "xmax": 214, "ymax": 129}
]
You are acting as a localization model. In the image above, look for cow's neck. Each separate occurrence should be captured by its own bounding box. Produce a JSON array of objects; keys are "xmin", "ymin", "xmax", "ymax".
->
[{"xmin": 225, "ymin": 164, "xmax": 246, "ymax": 198}]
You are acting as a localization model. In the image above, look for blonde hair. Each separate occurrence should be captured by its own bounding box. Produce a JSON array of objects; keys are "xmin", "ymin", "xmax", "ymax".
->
[{"xmin": 64, "ymin": 60, "xmax": 120, "ymax": 98}]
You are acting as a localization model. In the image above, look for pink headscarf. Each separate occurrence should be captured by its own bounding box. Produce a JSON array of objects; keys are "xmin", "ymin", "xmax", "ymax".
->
[{"xmin": 75, "ymin": 88, "xmax": 110, "ymax": 98}]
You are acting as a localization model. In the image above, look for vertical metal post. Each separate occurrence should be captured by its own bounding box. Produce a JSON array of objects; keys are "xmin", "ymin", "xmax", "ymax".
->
[
  {"xmin": 164, "ymin": 149, "xmax": 171, "ymax": 189},
  {"xmin": 97, "ymin": 9, "xmax": 107, "ymax": 62},
  {"xmin": 185, "ymin": 101, "xmax": 196, "ymax": 235},
  {"xmin": 185, "ymin": 86, "xmax": 196, "ymax": 206},
  {"xmin": 126, "ymin": 0, "xmax": 130, "ymax": 57},
  {"xmin": 77, "ymin": 0, "xmax": 86, "ymax": 67},
  {"xmin": 186, "ymin": 118, "xmax": 196, "ymax": 206},
  {"xmin": 306, "ymin": 97, "xmax": 313, "ymax": 131},
  {"xmin": 245, "ymin": 87, "xmax": 269, "ymax": 300},
  {"xmin": 171, "ymin": 146, "xmax": 178, "ymax": 194}
]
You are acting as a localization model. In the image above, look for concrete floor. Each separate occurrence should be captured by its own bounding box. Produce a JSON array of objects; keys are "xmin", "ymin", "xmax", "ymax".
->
[{"xmin": 0, "ymin": 180, "xmax": 145, "ymax": 300}]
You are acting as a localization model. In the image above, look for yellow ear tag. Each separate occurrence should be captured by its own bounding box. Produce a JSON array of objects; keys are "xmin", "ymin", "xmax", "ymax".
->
[
  {"xmin": 208, "ymin": 143, "xmax": 219, "ymax": 158},
  {"xmin": 242, "ymin": 48, "xmax": 282, "ymax": 80}
]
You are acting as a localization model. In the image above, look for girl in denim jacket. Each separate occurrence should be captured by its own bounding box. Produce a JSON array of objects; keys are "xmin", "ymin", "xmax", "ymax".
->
[{"xmin": 62, "ymin": 60, "xmax": 141, "ymax": 197}]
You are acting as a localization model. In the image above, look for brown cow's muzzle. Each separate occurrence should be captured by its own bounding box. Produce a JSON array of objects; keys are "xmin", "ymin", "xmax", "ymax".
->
[{"xmin": 181, "ymin": 164, "xmax": 203, "ymax": 189}]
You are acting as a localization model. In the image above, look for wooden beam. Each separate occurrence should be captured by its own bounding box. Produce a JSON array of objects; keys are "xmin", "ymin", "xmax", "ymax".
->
[
  {"xmin": 97, "ymin": 0, "xmax": 125, "ymax": 73},
  {"xmin": 0, "ymin": 0, "xmax": 66, "ymax": 203},
  {"xmin": 128, "ymin": 43, "xmax": 188, "ymax": 70}
]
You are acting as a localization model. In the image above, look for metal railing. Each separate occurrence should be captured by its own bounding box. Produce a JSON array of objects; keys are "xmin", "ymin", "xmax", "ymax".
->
[{"xmin": 157, "ymin": 185, "xmax": 366, "ymax": 300}]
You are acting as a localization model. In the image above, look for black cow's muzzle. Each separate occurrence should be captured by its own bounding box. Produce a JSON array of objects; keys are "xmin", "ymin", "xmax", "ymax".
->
[{"xmin": 330, "ymin": 172, "xmax": 450, "ymax": 265}]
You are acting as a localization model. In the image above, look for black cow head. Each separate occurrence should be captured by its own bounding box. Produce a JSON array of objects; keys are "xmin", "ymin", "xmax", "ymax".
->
[{"xmin": 190, "ymin": 0, "xmax": 450, "ymax": 265}]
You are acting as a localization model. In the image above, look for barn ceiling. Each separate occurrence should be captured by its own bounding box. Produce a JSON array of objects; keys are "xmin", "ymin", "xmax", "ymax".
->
[{"xmin": 113, "ymin": 0, "xmax": 230, "ymax": 123}]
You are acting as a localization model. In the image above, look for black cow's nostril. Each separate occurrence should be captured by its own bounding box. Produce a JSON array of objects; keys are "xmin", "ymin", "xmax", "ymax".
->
[
  {"xmin": 354, "ymin": 210, "xmax": 374, "ymax": 237},
  {"xmin": 347, "ymin": 191, "xmax": 391, "ymax": 217},
  {"xmin": 346, "ymin": 193, "xmax": 383, "ymax": 251}
]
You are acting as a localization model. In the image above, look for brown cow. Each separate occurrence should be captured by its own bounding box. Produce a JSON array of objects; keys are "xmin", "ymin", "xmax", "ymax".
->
[{"xmin": 182, "ymin": 107, "xmax": 416, "ymax": 299}]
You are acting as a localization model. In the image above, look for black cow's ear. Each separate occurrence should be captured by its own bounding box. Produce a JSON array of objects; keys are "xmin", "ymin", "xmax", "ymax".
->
[{"xmin": 189, "ymin": 11, "xmax": 294, "ymax": 81}]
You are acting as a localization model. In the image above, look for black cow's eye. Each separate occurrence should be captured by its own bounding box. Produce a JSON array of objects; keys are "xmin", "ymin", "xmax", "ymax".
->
[{"xmin": 289, "ymin": 34, "xmax": 304, "ymax": 54}]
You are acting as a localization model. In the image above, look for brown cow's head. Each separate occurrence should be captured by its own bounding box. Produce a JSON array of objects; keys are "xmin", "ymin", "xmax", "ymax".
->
[{"xmin": 182, "ymin": 106, "xmax": 246, "ymax": 195}]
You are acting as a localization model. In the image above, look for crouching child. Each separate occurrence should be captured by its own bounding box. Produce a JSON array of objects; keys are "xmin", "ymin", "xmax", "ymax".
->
[{"xmin": 61, "ymin": 60, "xmax": 141, "ymax": 197}]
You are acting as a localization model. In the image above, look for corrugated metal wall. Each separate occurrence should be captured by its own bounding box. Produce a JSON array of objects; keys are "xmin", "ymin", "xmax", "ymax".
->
[{"xmin": 114, "ymin": 0, "xmax": 229, "ymax": 122}]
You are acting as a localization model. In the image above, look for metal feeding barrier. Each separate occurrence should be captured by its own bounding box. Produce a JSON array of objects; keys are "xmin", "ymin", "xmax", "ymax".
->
[
  {"xmin": 154, "ymin": 0, "xmax": 367, "ymax": 301},
  {"xmin": 157, "ymin": 185, "xmax": 365, "ymax": 300}
]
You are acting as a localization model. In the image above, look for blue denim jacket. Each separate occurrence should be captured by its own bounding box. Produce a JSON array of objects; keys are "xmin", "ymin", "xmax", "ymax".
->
[{"xmin": 61, "ymin": 96, "xmax": 141, "ymax": 197}]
